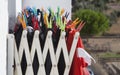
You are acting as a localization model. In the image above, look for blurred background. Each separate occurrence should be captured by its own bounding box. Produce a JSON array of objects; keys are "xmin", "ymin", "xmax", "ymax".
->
[{"xmin": 72, "ymin": 0, "xmax": 120, "ymax": 75}]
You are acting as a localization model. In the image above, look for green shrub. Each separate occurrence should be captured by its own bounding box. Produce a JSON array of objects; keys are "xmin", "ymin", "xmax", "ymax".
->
[{"xmin": 73, "ymin": 9, "xmax": 110, "ymax": 36}]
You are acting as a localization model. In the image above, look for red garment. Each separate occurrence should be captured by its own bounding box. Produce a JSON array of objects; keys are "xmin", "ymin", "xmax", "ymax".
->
[
  {"xmin": 83, "ymin": 68, "xmax": 90, "ymax": 75},
  {"xmin": 67, "ymin": 30, "xmax": 90, "ymax": 75},
  {"xmin": 77, "ymin": 37, "xmax": 90, "ymax": 75}
]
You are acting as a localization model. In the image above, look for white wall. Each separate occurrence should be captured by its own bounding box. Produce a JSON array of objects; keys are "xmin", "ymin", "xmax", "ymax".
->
[
  {"xmin": 0, "ymin": 0, "xmax": 8, "ymax": 75},
  {"xmin": 22, "ymin": 0, "xmax": 72, "ymax": 19},
  {"xmin": 8, "ymin": 0, "xmax": 16, "ymax": 31},
  {"xmin": 8, "ymin": 0, "xmax": 71, "ymax": 30},
  {"xmin": 8, "ymin": 0, "xmax": 22, "ymax": 31}
]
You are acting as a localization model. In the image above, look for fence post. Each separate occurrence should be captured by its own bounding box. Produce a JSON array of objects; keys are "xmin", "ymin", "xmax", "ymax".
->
[{"xmin": 7, "ymin": 34, "xmax": 14, "ymax": 75}]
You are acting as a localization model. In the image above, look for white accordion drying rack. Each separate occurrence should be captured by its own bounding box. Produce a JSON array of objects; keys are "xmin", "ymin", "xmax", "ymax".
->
[{"xmin": 7, "ymin": 30, "xmax": 79, "ymax": 75}]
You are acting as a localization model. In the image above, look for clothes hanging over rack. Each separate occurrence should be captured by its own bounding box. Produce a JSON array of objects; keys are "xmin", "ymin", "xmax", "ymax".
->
[{"xmin": 13, "ymin": 7, "xmax": 95, "ymax": 75}]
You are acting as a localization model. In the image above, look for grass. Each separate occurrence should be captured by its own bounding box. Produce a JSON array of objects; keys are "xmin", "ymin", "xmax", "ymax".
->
[{"xmin": 99, "ymin": 52, "xmax": 120, "ymax": 58}]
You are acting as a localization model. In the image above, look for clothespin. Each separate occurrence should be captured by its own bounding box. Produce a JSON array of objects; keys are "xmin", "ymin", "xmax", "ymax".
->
[
  {"xmin": 26, "ymin": 7, "xmax": 33, "ymax": 15},
  {"xmin": 26, "ymin": 7, "xmax": 31, "ymax": 12},
  {"xmin": 47, "ymin": 8, "xmax": 52, "ymax": 28},
  {"xmin": 47, "ymin": 19, "xmax": 52, "ymax": 28},
  {"xmin": 22, "ymin": 9, "xmax": 28, "ymax": 26},
  {"xmin": 37, "ymin": 9, "xmax": 43, "ymax": 22},
  {"xmin": 37, "ymin": 9, "xmax": 41, "ymax": 22},
  {"xmin": 60, "ymin": 8, "xmax": 65, "ymax": 16},
  {"xmin": 25, "ymin": 8, "xmax": 30, "ymax": 19},
  {"xmin": 26, "ymin": 7, "xmax": 31, "ymax": 15},
  {"xmin": 48, "ymin": 7, "xmax": 52, "ymax": 14},
  {"xmin": 23, "ymin": 14, "xmax": 28, "ymax": 26},
  {"xmin": 66, "ymin": 18, "xmax": 80, "ymax": 29},
  {"xmin": 32, "ymin": 7, "xmax": 37, "ymax": 16},
  {"xmin": 60, "ymin": 19, "xmax": 66, "ymax": 32},
  {"xmin": 57, "ymin": 16, "xmax": 66, "ymax": 32},
  {"xmin": 28, "ymin": 8, "xmax": 34, "ymax": 16},
  {"xmin": 55, "ymin": 13, "xmax": 61, "ymax": 27},
  {"xmin": 25, "ymin": 9, "xmax": 29, "ymax": 17},
  {"xmin": 37, "ymin": 9, "xmax": 41, "ymax": 15},
  {"xmin": 44, "ymin": 12, "xmax": 48, "ymax": 28},
  {"xmin": 65, "ymin": 12, "xmax": 69, "ymax": 19},
  {"xmin": 76, "ymin": 21, "xmax": 86, "ymax": 32},
  {"xmin": 17, "ymin": 13, "xmax": 27, "ymax": 29},
  {"xmin": 71, "ymin": 18, "xmax": 80, "ymax": 28},
  {"xmin": 48, "ymin": 8, "xmax": 54, "ymax": 17},
  {"xmin": 66, "ymin": 20, "xmax": 72, "ymax": 26},
  {"xmin": 51, "ymin": 9, "xmax": 54, "ymax": 18},
  {"xmin": 37, "ymin": 9, "xmax": 45, "ymax": 30},
  {"xmin": 57, "ymin": 7, "xmax": 60, "ymax": 17},
  {"xmin": 41, "ymin": 7, "xmax": 45, "ymax": 13}
]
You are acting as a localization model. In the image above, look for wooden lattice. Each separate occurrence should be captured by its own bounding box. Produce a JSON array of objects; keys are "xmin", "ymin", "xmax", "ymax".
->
[{"xmin": 7, "ymin": 30, "xmax": 79, "ymax": 75}]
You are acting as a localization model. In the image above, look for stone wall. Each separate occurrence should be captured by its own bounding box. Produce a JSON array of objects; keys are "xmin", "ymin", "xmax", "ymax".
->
[{"xmin": 82, "ymin": 36, "xmax": 120, "ymax": 53}]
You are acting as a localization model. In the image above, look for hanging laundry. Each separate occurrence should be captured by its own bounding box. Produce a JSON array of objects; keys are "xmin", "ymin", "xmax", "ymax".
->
[
  {"xmin": 65, "ymin": 17, "xmax": 95, "ymax": 75},
  {"xmin": 13, "ymin": 7, "xmax": 95, "ymax": 75}
]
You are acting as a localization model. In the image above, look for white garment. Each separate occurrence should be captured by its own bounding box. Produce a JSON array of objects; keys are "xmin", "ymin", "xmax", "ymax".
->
[{"xmin": 77, "ymin": 48, "xmax": 96, "ymax": 65}]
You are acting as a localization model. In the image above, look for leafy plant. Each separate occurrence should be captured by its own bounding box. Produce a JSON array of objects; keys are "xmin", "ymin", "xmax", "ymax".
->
[{"xmin": 73, "ymin": 9, "xmax": 109, "ymax": 36}]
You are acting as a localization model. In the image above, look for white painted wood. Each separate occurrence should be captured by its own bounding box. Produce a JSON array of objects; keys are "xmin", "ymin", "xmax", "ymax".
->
[
  {"xmin": 42, "ymin": 31, "xmax": 59, "ymax": 75},
  {"xmin": 7, "ymin": 30, "xmax": 79, "ymax": 75},
  {"xmin": 56, "ymin": 32, "xmax": 70, "ymax": 75},
  {"xmin": 31, "ymin": 31, "xmax": 46, "ymax": 75},
  {"xmin": 0, "ymin": 0, "xmax": 8, "ymax": 75},
  {"xmin": 56, "ymin": 32, "xmax": 79, "ymax": 75},
  {"xmin": 7, "ymin": 34, "xmax": 14, "ymax": 75},
  {"xmin": 67, "ymin": 32, "xmax": 79, "ymax": 73},
  {"xmin": 14, "ymin": 42, "xmax": 22, "ymax": 75},
  {"xmin": 18, "ymin": 30, "xmax": 34, "ymax": 75},
  {"xmin": 69, "ymin": 32, "xmax": 79, "ymax": 64}
]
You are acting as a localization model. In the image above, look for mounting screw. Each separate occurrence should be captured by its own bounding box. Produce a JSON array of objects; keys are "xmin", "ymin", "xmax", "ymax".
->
[
  {"xmin": 67, "ymin": 65, "xmax": 70, "ymax": 69},
  {"xmin": 75, "ymin": 36, "xmax": 78, "ymax": 39},
  {"xmin": 17, "ymin": 63, "xmax": 20, "ymax": 66},
  {"xmin": 61, "ymin": 36, "xmax": 64, "ymax": 39},
  {"xmin": 23, "ymin": 35, "xmax": 26, "ymax": 38},
  {"xmin": 40, "ymin": 64, "xmax": 44, "ymax": 67},
  {"xmin": 48, "ymin": 36, "xmax": 51, "ymax": 38},
  {"xmin": 53, "ymin": 65, "xmax": 57, "ymax": 67},
  {"xmin": 35, "ymin": 35, "xmax": 38, "ymax": 38},
  {"xmin": 28, "ymin": 64, "xmax": 32, "ymax": 66},
  {"xmin": 11, "ymin": 36, "xmax": 13, "ymax": 38}
]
